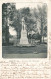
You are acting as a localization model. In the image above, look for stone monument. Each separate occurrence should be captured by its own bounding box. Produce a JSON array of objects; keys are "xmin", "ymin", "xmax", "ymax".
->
[{"xmin": 19, "ymin": 17, "xmax": 29, "ymax": 46}]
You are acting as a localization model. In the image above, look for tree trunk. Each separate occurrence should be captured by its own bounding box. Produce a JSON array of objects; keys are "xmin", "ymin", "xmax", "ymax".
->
[
  {"xmin": 5, "ymin": 17, "xmax": 9, "ymax": 46},
  {"xmin": 43, "ymin": 36, "xmax": 44, "ymax": 43},
  {"xmin": 42, "ymin": 27, "xmax": 44, "ymax": 43},
  {"xmin": 5, "ymin": 25, "xmax": 9, "ymax": 45},
  {"xmin": 40, "ymin": 18, "xmax": 43, "ymax": 43},
  {"xmin": 40, "ymin": 36, "xmax": 42, "ymax": 43}
]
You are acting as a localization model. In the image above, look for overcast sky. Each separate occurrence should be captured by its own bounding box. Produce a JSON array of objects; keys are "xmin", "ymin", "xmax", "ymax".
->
[{"xmin": 16, "ymin": 2, "xmax": 43, "ymax": 9}]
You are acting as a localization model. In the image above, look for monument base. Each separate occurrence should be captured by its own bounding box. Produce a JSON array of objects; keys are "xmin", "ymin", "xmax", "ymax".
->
[
  {"xmin": 16, "ymin": 44, "xmax": 36, "ymax": 47},
  {"xmin": 19, "ymin": 29, "xmax": 29, "ymax": 46}
]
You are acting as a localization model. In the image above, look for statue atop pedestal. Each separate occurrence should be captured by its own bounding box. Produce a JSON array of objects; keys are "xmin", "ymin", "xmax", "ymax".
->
[
  {"xmin": 19, "ymin": 17, "xmax": 29, "ymax": 46},
  {"xmin": 22, "ymin": 17, "xmax": 26, "ymax": 31}
]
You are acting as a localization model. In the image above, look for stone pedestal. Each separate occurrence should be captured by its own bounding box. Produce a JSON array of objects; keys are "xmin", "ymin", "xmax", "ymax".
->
[{"xmin": 20, "ymin": 29, "xmax": 29, "ymax": 45}]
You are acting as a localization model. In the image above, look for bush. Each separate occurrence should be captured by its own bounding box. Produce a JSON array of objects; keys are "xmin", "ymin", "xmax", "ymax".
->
[{"xmin": 32, "ymin": 33, "xmax": 41, "ymax": 40}]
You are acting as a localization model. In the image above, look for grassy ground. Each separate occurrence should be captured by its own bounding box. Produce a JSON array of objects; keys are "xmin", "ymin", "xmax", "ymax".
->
[{"xmin": 2, "ymin": 44, "xmax": 47, "ymax": 58}]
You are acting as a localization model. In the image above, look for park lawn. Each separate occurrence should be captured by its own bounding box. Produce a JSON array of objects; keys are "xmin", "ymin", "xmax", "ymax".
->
[{"xmin": 2, "ymin": 44, "xmax": 47, "ymax": 58}]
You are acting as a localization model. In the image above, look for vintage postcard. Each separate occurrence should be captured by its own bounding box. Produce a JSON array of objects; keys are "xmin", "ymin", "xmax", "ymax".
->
[{"xmin": 0, "ymin": 0, "xmax": 51, "ymax": 79}]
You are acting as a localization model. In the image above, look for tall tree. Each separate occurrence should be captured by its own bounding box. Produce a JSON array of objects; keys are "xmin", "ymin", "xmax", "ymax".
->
[
  {"xmin": 33, "ymin": 4, "xmax": 47, "ymax": 43},
  {"xmin": 2, "ymin": 3, "xmax": 16, "ymax": 45},
  {"xmin": 2, "ymin": 3, "xmax": 10, "ymax": 45},
  {"xmin": 38, "ymin": 4, "xmax": 47, "ymax": 43},
  {"xmin": 10, "ymin": 10, "xmax": 22, "ymax": 39}
]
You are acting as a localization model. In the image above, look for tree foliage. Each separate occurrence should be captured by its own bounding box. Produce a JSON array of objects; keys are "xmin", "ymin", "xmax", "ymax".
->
[
  {"xmin": 33, "ymin": 4, "xmax": 47, "ymax": 42},
  {"xmin": 2, "ymin": 3, "xmax": 16, "ymax": 45}
]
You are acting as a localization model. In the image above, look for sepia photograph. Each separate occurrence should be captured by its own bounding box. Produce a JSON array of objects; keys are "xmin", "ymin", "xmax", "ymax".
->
[{"xmin": 2, "ymin": 2, "xmax": 47, "ymax": 58}]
